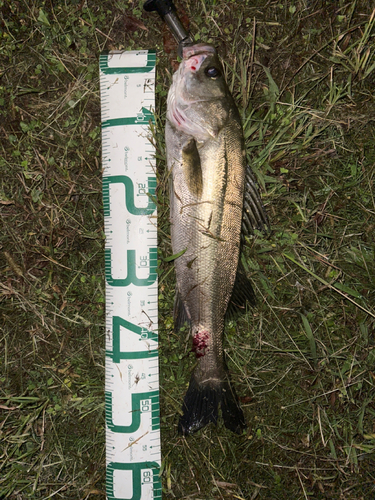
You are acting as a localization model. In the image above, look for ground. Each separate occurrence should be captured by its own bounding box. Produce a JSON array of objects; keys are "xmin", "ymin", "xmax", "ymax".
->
[{"xmin": 1, "ymin": 0, "xmax": 375, "ymax": 499}]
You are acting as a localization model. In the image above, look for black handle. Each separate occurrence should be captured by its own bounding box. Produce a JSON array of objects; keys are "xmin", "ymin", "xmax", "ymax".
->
[
  {"xmin": 144, "ymin": 0, "xmax": 176, "ymax": 16},
  {"xmin": 143, "ymin": 0, "xmax": 193, "ymax": 55}
]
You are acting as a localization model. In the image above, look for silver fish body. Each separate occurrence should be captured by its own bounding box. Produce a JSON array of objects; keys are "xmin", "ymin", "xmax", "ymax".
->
[{"xmin": 166, "ymin": 44, "xmax": 267, "ymax": 434}]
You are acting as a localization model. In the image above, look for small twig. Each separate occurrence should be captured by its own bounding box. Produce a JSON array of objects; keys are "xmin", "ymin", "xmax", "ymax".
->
[
  {"xmin": 79, "ymin": 17, "xmax": 115, "ymax": 42},
  {"xmin": 296, "ymin": 467, "xmax": 308, "ymax": 500}
]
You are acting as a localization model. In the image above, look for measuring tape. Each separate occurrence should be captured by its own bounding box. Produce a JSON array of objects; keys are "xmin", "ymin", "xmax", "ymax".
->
[{"xmin": 100, "ymin": 50, "xmax": 161, "ymax": 500}]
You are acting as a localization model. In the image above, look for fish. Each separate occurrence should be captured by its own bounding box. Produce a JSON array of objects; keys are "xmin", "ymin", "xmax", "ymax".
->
[{"xmin": 165, "ymin": 43, "xmax": 268, "ymax": 435}]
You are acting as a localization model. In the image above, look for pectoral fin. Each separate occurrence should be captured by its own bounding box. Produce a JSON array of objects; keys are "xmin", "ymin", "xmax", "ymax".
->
[{"xmin": 182, "ymin": 138, "xmax": 203, "ymax": 198}]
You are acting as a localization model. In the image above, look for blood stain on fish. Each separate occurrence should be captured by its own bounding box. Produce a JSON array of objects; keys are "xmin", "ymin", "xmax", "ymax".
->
[{"xmin": 192, "ymin": 330, "xmax": 209, "ymax": 358}]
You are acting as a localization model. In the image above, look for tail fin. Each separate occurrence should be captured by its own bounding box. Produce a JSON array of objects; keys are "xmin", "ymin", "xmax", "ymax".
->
[
  {"xmin": 178, "ymin": 375, "xmax": 246, "ymax": 435},
  {"xmin": 221, "ymin": 382, "xmax": 247, "ymax": 434}
]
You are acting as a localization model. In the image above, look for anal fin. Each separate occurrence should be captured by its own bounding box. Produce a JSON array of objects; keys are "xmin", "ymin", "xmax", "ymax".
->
[{"xmin": 226, "ymin": 260, "xmax": 256, "ymax": 318}]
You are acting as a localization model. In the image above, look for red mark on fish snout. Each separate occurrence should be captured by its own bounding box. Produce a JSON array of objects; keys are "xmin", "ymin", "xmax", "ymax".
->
[
  {"xmin": 187, "ymin": 56, "xmax": 200, "ymax": 72},
  {"xmin": 192, "ymin": 330, "xmax": 210, "ymax": 358}
]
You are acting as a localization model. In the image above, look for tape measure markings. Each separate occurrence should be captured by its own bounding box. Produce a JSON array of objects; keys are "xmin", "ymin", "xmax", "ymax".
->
[{"xmin": 100, "ymin": 50, "xmax": 161, "ymax": 500}]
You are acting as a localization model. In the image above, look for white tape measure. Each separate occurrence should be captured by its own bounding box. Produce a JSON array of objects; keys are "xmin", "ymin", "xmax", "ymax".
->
[{"xmin": 100, "ymin": 50, "xmax": 161, "ymax": 500}]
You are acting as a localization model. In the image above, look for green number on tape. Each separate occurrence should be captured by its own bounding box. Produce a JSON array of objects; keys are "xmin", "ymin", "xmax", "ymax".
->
[
  {"xmin": 102, "ymin": 108, "xmax": 155, "ymax": 128},
  {"xmin": 100, "ymin": 50, "xmax": 156, "ymax": 75},
  {"xmin": 105, "ymin": 391, "xmax": 160, "ymax": 433},
  {"xmin": 106, "ymin": 316, "xmax": 158, "ymax": 362},
  {"xmin": 105, "ymin": 248, "xmax": 157, "ymax": 287},
  {"xmin": 106, "ymin": 461, "xmax": 162, "ymax": 500},
  {"xmin": 103, "ymin": 175, "xmax": 156, "ymax": 216}
]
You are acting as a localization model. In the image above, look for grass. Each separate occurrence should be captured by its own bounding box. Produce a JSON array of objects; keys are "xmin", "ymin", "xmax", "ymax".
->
[{"xmin": 1, "ymin": 0, "xmax": 375, "ymax": 498}]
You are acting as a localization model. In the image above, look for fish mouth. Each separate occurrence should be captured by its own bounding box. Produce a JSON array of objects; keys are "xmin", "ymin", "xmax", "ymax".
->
[
  {"xmin": 181, "ymin": 44, "xmax": 216, "ymax": 74},
  {"xmin": 182, "ymin": 44, "xmax": 216, "ymax": 60}
]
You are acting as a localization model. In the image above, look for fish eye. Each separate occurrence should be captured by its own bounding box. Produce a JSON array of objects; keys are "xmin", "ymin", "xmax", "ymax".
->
[{"xmin": 205, "ymin": 67, "xmax": 220, "ymax": 78}]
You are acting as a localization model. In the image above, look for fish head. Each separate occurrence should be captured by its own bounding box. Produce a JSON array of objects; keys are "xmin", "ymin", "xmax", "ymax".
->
[
  {"xmin": 180, "ymin": 44, "xmax": 227, "ymax": 101},
  {"xmin": 167, "ymin": 44, "xmax": 235, "ymax": 140}
]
